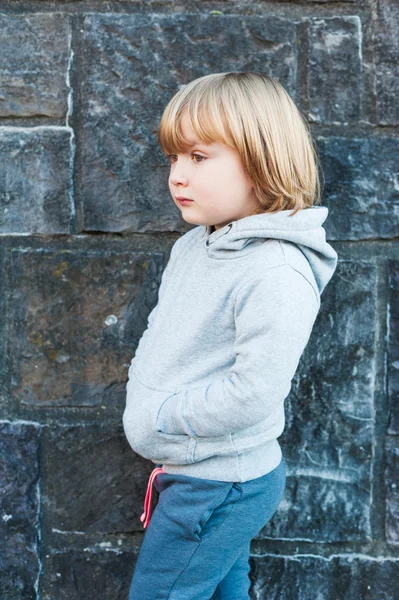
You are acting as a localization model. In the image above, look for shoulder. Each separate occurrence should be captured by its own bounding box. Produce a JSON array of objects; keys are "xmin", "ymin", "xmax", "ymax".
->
[
  {"xmin": 254, "ymin": 240, "xmax": 320, "ymax": 306},
  {"xmin": 233, "ymin": 264, "xmax": 320, "ymax": 340},
  {"xmin": 235, "ymin": 260, "xmax": 320, "ymax": 314}
]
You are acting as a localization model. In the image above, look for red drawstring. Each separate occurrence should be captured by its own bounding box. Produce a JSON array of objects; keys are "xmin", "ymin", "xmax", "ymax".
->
[{"xmin": 140, "ymin": 467, "xmax": 166, "ymax": 528}]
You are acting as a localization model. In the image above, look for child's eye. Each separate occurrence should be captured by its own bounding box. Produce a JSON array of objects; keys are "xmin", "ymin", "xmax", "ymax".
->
[{"xmin": 166, "ymin": 153, "xmax": 206, "ymax": 164}]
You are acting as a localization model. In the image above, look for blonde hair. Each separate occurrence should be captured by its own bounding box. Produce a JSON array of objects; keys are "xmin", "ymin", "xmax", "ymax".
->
[{"xmin": 158, "ymin": 72, "xmax": 322, "ymax": 216}]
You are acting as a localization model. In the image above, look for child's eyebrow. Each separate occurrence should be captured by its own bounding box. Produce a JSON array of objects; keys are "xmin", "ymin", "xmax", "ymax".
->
[{"xmin": 185, "ymin": 140, "xmax": 215, "ymax": 149}]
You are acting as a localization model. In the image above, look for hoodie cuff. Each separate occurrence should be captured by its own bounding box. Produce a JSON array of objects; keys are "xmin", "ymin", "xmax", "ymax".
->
[{"xmin": 156, "ymin": 392, "xmax": 187, "ymax": 435}]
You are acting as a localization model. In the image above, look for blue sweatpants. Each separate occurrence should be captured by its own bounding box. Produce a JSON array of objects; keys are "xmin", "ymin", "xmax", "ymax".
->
[{"xmin": 128, "ymin": 456, "xmax": 286, "ymax": 599}]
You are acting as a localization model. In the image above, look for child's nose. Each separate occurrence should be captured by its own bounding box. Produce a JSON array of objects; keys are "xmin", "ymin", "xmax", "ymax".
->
[
  {"xmin": 169, "ymin": 170, "xmax": 189, "ymax": 186},
  {"xmin": 169, "ymin": 161, "xmax": 190, "ymax": 186}
]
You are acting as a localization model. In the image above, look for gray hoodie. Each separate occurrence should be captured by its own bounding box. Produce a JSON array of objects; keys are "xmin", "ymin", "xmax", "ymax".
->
[{"xmin": 123, "ymin": 206, "xmax": 338, "ymax": 482}]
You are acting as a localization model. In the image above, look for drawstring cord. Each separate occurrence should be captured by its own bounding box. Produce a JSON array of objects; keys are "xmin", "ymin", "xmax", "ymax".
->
[{"xmin": 140, "ymin": 466, "xmax": 166, "ymax": 528}]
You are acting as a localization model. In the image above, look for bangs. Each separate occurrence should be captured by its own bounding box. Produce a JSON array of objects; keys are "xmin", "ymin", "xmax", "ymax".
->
[{"xmin": 158, "ymin": 76, "xmax": 235, "ymax": 156}]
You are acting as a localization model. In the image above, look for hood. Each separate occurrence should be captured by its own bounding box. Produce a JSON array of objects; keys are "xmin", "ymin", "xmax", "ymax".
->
[{"xmin": 198, "ymin": 206, "xmax": 338, "ymax": 295}]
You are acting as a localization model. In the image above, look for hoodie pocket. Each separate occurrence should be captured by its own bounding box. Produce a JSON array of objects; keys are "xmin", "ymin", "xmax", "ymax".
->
[{"xmin": 123, "ymin": 368, "xmax": 191, "ymax": 464}]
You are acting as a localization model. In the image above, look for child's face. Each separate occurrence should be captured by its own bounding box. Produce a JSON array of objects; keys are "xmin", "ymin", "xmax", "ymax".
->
[{"xmin": 168, "ymin": 110, "xmax": 259, "ymax": 230}]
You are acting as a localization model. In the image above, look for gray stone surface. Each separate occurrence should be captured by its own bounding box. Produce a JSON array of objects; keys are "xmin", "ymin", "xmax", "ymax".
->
[
  {"xmin": 7, "ymin": 248, "xmax": 167, "ymax": 407},
  {"xmin": 251, "ymin": 553, "xmax": 399, "ymax": 599},
  {"xmin": 0, "ymin": 14, "xmax": 71, "ymax": 118},
  {"xmin": 79, "ymin": 13, "xmax": 300, "ymax": 233},
  {"xmin": 373, "ymin": 0, "xmax": 399, "ymax": 124},
  {"xmin": 308, "ymin": 16, "xmax": 362, "ymax": 123},
  {"xmin": 40, "ymin": 422, "xmax": 153, "ymax": 533},
  {"xmin": 0, "ymin": 129, "xmax": 72, "ymax": 233},
  {"xmin": 0, "ymin": 422, "xmax": 40, "ymax": 600},
  {"xmin": 388, "ymin": 261, "xmax": 399, "ymax": 435},
  {"xmin": 258, "ymin": 261, "xmax": 376, "ymax": 542},
  {"xmin": 39, "ymin": 550, "xmax": 136, "ymax": 600},
  {"xmin": 0, "ymin": 3, "xmax": 397, "ymax": 598},
  {"xmin": 386, "ymin": 437, "xmax": 399, "ymax": 546},
  {"xmin": 317, "ymin": 136, "xmax": 399, "ymax": 240}
]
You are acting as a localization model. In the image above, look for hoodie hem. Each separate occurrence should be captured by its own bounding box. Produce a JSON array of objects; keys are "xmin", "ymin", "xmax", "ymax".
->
[{"xmin": 159, "ymin": 438, "xmax": 282, "ymax": 483}]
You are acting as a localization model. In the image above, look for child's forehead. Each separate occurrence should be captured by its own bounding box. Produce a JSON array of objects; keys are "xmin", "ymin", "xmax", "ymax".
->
[
  {"xmin": 182, "ymin": 137, "xmax": 203, "ymax": 147},
  {"xmin": 179, "ymin": 121, "xmax": 207, "ymax": 144},
  {"xmin": 175, "ymin": 127, "xmax": 218, "ymax": 150},
  {"xmin": 163, "ymin": 107, "xmax": 231, "ymax": 153},
  {"xmin": 178, "ymin": 138, "xmax": 223, "ymax": 153},
  {"xmin": 178, "ymin": 110, "xmax": 220, "ymax": 144}
]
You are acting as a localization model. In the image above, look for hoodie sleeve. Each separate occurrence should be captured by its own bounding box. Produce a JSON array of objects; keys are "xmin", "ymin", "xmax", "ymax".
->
[{"xmin": 156, "ymin": 264, "xmax": 320, "ymax": 437}]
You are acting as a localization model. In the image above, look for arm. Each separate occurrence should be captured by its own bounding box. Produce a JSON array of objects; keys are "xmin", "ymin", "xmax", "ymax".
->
[
  {"xmin": 156, "ymin": 264, "xmax": 320, "ymax": 437},
  {"xmin": 130, "ymin": 236, "xmax": 183, "ymax": 367}
]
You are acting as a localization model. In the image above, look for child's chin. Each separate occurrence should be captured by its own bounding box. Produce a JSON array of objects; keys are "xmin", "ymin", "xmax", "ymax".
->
[{"xmin": 179, "ymin": 214, "xmax": 201, "ymax": 225}]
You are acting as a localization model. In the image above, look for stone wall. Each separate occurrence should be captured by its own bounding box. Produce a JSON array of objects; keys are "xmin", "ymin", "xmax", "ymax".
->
[{"xmin": 0, "ymin": 1, "xmax": 398, "ymax": 598}]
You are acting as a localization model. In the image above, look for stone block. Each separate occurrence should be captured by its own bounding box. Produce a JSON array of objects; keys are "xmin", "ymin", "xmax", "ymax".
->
[
  {"xmin": 0, "ymin": 129, "xmax": 72, "ymax": 234},
  {"xmin": 41, "ymin": 422, "xmax": 154, "ymax": 534},
  {"xmin": 0, "ymin": 14, "xmax": 71, "ymax": 118},
  {"xmin": 39, "ymin": 549, "xmax": 136, "ymax": 600},
  {"xmin": 388, "ymin": 261, "xmax": 399, "ymax": 434},
  {"xmin": 251, "ymin": 553, "xmax": 399, "ymax": 599},
  {"xmin": 307, "ymin": 17, "xmax": 362, "ymax": 123},
  {"xmin": 6, "ymin": 247, "xmax": 167, "ymax": 406},
  {"xmin": 373, "ymin": 0, "xmax": 399, "ymax": 125},
  {"xmin": 317, "ymin": 136, "xmax": 399, "ymax": 240},
  {"xmin": 386, "ymin": 437, "xmax": 399, "ymax": 545},
  {"xmin": 0, "ymin": 422, "xmax": 40, "ymax": 600}
]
